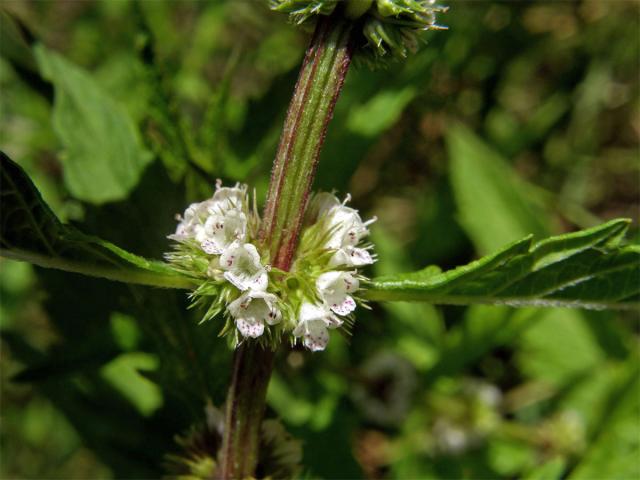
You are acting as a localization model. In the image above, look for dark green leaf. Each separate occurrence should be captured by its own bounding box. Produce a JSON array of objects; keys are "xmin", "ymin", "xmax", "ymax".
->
[
  {"xmin": 0, "ymin": 152, "xmax": 193, "ymax": 289},
  {"xmin": 366, "ymin": 219, "xmax": 639, "ymax": 310},
  {"xmin": 34, "ymin": 44, "xmax": 152, "ymax": 204}
]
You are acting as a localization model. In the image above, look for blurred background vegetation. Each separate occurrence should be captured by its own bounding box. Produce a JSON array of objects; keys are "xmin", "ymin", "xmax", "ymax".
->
[{"xmin": 1, "ymin": 0, "xmax": 638, "ymax": 478}]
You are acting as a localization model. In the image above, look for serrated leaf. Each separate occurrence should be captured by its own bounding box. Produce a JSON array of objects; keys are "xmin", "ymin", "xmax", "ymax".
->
[
  {"xmin": 34, "ymin": 44, "xmax": 152, "ymax": 204},
  {"xmin": 0, "ymin": 151, "xmax": 193, "ymax": 289},
  {"xmin": 366, "ymin": 219, "xmax": 639, "ymax": 310}
]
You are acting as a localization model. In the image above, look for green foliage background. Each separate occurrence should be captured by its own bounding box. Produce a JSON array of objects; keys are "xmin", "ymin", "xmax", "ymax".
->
[{"xmin": 1, "ymin": 1, "xmax": 638, "ymax": 478}]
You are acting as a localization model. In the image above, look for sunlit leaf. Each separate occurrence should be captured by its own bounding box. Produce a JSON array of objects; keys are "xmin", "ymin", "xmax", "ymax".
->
[
  {"xmin": 34, "ymin": 45, "xmax": 152, "ymax": 204},
  {"xmin": 366, "ymin": 219, "xmax": 639, "ymax": 310}
]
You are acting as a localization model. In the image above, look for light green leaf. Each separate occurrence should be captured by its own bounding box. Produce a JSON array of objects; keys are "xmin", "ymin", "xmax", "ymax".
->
[
  {"xmin": 35, "ymin": 44, "xmax": 152, "ymax": 204},
  {"xmin": 568, "ymin": 363, "xmax": 640, "ymax": 480},
  {"xmin": 347, "ymin": 86, "xmax": 416, "ymax": 137},
  {"xmin": 448, "ymin": 124, "xmax": 550, "ymax": 254},
  {"xmin": 523, "ymin": 457, "xmax": 566, "ymax": 480},
  {"xmin": 101, "ymin": 352, "xmax": 163, "ymax": 416},
  {"xmin": 0, "ymin": 152, "xmax": 193, "ymax": 289},
  {"xmin": 366, "ymin": 219, "xmax": 639, "ymax": 310}
]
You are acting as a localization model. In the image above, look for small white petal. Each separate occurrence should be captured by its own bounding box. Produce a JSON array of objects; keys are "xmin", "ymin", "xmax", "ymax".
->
[
  {"xmin": 194, "ymin": 223, "xmax": 209, "ymax": 244},
  {"xmin": 309, "ymin": 192, "xmax": 341, "ymax": 220},
  {"xmin": 171, "ymin": 200, "xmax": 212, "ymax": 241},
  {"xmin": 294, "ymin": 301, "xmax": 342, "ymax": 352},
  {"xmin": 330, "ymin": 296, "xmax": 357, "ymax": 316},
  {"xmin": 236, "ymin": 317, "xmax": 265, "ymax": 338},
  {"xmin": 220, "ymin": 243, "xmax": 268, "ymax": 291},
  {"xmin": 347, "ymin": 247, "xmax": 374, "ymax": 266},
  {"xmin": 208, "ymin": 184, "xmax": 247, "ymax": 215},
  {"xmin": 228, "ymin": 291, "xmax": 280, "ymax": 338},
  {"xmin": 199, "ymin": 210, "xmax": 247, "ymax": 254},
  {"xmin": 293, "ymin": 316, "xmax": 330, "ymax": 352},
  {"xmin": 316, "ymin": 271, "xmax": 343, "ymax": 291},
  {"xmin": 320, "ymin": 203, "xmax": 373, "ymax": 252},
  {"xmin": 316, "ymin": 271, "xmax": 359, "ymax": 316},
  {"xmin": 329, "ymin": 247, "xmax": 374, "ymax": 267},
  {"xmin": 302, "ymin": 320, "xmax": 329, "ymax": 351},
  {"xmin": 298, "ymin": 302, "xmax": 329, "ymax": 323}
]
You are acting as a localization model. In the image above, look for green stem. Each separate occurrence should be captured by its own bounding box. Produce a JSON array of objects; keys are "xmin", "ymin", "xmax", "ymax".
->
[
  {"xmin": 218, "ymin": 13, "xmax": 354, "ymax": 479},
  {"xmin": 218, "ymin": 344, "xmax": 275, "ymax": 479},
  {"xmin": 261, "ymin": 14, "xmax": 354, "ymax": 271}
]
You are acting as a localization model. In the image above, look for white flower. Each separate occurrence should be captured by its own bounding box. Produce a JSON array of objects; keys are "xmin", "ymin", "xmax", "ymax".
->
[
  {"xmin": 316, "ymin": 271, "xmax": 359, "ymax": 316},
  {"xmin": 207, "ymin": 182, "xmax": 247, "ymax": 216},
  {"xmin": 171, "ymin": 183, "xmax": 247, "ymax": 243},
  {"xmin": 311, "ymin": 194, "xmax": 376, "ymax": 267},
  {"xmin": 228, "ymin": 290, "xmax": 281, "ymax": 338},
  {"xmin": 307, "ymin": 192, "xmax": 342, "ymax": 221},
  {"xmin": 171, "ymin": 200, "xmax": 211, "ymax": 240},
  {"xmin": 293, "ymin": 302, "xmax": 342, "ymax": 352},
  {"xmin": 196, "ymin": 209, "xmax": 247, "ymax": 254},
  {"xmin": 220, "ymin": 242, "xmax": 268, "ymax": 291},
  {"xmin": 324, "ymin": 205, "xmax": 370, "ymax": 249},
  {"xmin": 329, "ymin": 246, "xmax": 374, "ymax": 267}
]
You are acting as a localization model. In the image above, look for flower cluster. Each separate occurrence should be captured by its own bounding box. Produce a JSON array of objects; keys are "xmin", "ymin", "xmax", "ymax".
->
[
  {"xmin": 167, "ymin": 183, "xmax": 375, "ymax": 352},
  {"xmin": 270, "ymin": 0, "xmax": 447, "ymax": 65}
]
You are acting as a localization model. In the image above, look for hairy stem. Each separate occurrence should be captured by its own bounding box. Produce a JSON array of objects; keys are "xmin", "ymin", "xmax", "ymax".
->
[
  {"xmin": 261, "ymin": 14, "xmax": 353, "ymax": 271},
  {"xmin": 218, "ymin": 344, "xmax": 275, "ymax": 479},
  {"xmin": 218, "ymin": 13, "xmax": 354, "ymax": 479}
]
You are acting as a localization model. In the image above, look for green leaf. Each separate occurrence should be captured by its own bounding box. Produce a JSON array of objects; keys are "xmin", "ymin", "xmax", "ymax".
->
[
  {"xmin": 523, "ymin": 457, "xmax": 566, "ymax": 480},
  {"xmin": 448, "ymin": 124, "xmax": 550, "ymax": 254},
  {"xmin": 34, "ymin": 44, "xmax": 152, "ymax": 204},
  {"xmin": 101, "ymin": 352, "xmax": 163, "ymax": 416},
  {"xmin": 0, "ymin": 151, "xmax": 193, "ymax": 289},
  {"xmin": 366, "ymin": 219, "xmax": 639, "ymax": 310},
  {"xmin": 568, "ymin": 362, "xmax": 640, "ymax": 480},
  {"xmin": 346, "ymin": 86, "xmax": 416, "ymax": 138}
]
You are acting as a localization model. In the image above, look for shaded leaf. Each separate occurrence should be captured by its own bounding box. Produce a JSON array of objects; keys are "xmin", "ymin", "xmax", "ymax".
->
[
  {"xmin": 366, "ymin": 219, "xmax": 639, "ymax": 309},
  {"xmin": 0, "ymin": 152, "xmax": 193, "ymax": 289},
  {"xmin": 448, "ymin": 124, "xmax": 550, "ymax": 254},
  {"xmin": 34, "ymin": 44, "xmax": 152, "ymax": 204}
]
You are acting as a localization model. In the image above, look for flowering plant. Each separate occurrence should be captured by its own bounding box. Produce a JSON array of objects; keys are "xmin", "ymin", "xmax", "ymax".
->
[
  {"xmin": 1, "ymin": 1, "xmax": 638, "ymax": 479},
  {"xmin": 167, "ymin": 183, "xmax": 375, "ymax": 351}
]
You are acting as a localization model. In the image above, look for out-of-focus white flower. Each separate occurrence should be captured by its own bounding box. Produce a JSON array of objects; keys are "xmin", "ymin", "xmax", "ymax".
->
[
  {"xmin": 228, "ymin": 290, "xmax": 281, "ymax": 338},
  {"xmin": 171, "ymin": 200, "xmax": 211, "ymax": 240},
  {"xmin": 293, "ymin": 302, "xmax": 342, "ymax": 351},
  {"xmin": 196, "ymin": 209, "xmax": 247, "ymax": 255},
  {"xmin": 220, "ymin": 243, "xmax": 268, "ymax": 292},
  {"xmin": 316, "ymin": 271, "xmax": 359, "ymax": 315}
]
